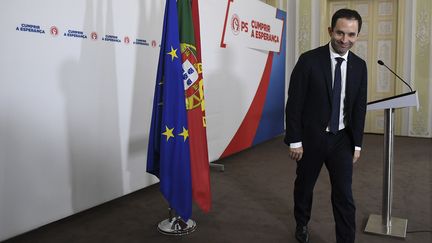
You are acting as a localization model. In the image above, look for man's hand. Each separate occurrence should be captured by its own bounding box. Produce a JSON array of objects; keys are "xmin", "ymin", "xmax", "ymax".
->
[
  {"xmin": 353, "ymin": 150, "xmax": 360, "ymax": 163},
  {"xmin": 289, "ymin": 147, "xmax": 304, "ymax": 161}
]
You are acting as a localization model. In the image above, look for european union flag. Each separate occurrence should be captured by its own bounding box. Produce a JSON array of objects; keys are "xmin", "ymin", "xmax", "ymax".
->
[{"xmin": 147, "ymin": 0, "xmax": 192, "ymax": 221}]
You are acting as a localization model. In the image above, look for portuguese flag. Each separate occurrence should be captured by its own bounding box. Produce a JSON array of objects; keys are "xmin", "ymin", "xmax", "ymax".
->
[{"xmin": 177, "ymin": 0, "xmax": 211, "ymax": 212}]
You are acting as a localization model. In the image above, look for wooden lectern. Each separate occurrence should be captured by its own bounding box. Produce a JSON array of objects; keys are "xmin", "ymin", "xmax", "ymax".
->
[{"xmin": 364, "ymin": 91, "xmax": 419, "ymax": 238}]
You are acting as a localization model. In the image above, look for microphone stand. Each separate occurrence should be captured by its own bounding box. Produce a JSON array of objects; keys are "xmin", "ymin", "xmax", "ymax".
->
[{"xmin": 377, "ymin": 60, "xmax": 413, "ymax": 92}]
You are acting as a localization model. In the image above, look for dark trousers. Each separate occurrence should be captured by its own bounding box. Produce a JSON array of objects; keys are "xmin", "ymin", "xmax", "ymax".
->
[{"xmin": 294, "ymin": 129, "xmax": 356, "ymax": 243}]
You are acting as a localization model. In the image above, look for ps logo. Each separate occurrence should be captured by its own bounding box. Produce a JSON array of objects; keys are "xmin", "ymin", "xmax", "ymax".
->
[
  {"xmin": 91, "ymin": 32, "xmax": 98, "ymax": 40},
  {"xmin": 124, "ymin": 36, "xmax": 130, "ymax": 44},
  {"xmin": 50, "ymin": 26, "xmax": 58, "ymax": 36},
  {"xmin": 231, "ymin": 14, "xmax": 240, "ymax": 35},
  {"xmin": 231, "ymin": 14, "xmax": 248, "ymax": 35}
]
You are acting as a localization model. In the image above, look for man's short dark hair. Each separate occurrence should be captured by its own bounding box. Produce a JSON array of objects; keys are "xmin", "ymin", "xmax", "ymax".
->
[{"xmin": 331, "ymin": 8, "xmax": 362, "ymax": 33}]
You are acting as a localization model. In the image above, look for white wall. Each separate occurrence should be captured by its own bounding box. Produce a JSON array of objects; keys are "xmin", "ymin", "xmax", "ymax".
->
[
  {"xmin": 0, "ymin": 0, "xmax": 287, "ymax": 240},
  {"xmin": 0, "ymin": 0, "xmax": 164, "ymax": 240}
]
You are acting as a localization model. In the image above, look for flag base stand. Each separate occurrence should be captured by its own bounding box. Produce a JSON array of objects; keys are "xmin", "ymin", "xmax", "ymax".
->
[
  {"xmin": 158, "ymin": 217, "xmax": 196, "ymax": 236},
  {"xmin": 157, "ymin": 208, "xmax": 197, "ymax": 236}
]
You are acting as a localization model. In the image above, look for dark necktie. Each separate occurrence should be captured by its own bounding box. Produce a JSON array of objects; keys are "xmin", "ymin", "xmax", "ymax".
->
[{"xmin": 329, "ymin": 57, "xmax": 344, "ymax": 134}]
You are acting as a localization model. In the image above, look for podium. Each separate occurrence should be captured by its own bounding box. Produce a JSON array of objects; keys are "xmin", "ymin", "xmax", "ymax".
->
[{"xmin": 364, "ymin": 91, "xmax": 419, "ymax": 238}]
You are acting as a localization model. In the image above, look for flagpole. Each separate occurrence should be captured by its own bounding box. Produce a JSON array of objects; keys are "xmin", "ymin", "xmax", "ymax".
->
[
  {"xmin": 149, "ymin": 0, "xmax": 213, "ymax": 234},
  {"xmin": 157, "ymin": 208, "xmax": 197, "ymax": 236},
  {"xmin": 147, "ymin": 0, "xmax": 196, "ymax": 234}
]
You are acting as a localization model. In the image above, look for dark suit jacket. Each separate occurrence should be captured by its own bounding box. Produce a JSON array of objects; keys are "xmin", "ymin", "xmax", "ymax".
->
[{"xmin": 284, "ymin": 44, "xmax": 367, "ymax": 150}]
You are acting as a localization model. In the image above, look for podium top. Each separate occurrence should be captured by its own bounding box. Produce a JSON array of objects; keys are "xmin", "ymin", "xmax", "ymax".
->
[{"xmin": 367, "ymin": 91, "xmax": 419, "ymax": 111}]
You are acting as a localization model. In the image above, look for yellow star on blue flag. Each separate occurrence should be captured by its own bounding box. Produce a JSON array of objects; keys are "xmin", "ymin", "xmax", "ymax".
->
[
  {"xmin": 167, "ymin": 46, "xmax": 178, "ymax": 61},
  {"xmin": 178, "ymin": 127, "xmax": 189, "ymax": 141},
  {"xmin": 146, "ymin": 0, "xmax": 192, "ymax": 221},
  {"xmin": 162, "ymin": 126, "xmax": 175, "ymax": 141}
]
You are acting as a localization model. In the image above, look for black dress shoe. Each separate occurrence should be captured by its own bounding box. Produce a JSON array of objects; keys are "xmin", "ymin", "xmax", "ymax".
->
[{"xmin": 295, "ymin": 226, "xmax": 310, "ymax": 243}]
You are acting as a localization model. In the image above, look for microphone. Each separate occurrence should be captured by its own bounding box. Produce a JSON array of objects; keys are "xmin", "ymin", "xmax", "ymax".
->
[{"xmin": 377, "ymin": 60, "xmax": 413, "ymax": 92}]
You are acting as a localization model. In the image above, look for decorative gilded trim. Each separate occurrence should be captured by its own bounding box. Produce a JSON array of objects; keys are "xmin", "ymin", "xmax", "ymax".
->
[
  {"xmin": 410, "ymin": 0, "xmax": 431, "ymax": 137},
  {"xmin": 415, "ymin": 10, "xmax": 430, "ymax": 57},
  {"xmin": 298, "ymin": 0, "xmax": 311, "ymax": 54},
  {"xmin": 395, "ymin": 0, "xmax": 406, "ymax": 135}
]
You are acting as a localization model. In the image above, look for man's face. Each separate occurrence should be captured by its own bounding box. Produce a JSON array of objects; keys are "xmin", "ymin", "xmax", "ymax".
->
[{"xmin": 328, "ymin": 18, "xmax": 359, "ymax": 55}]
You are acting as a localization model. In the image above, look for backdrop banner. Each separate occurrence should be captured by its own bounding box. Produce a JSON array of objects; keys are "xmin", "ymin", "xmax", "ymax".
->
[
  {"xmin": 200, "ymin": 0, "xmax": 286, "ymax": 160},
  {"xmin": 0, "ymin": 0, "xmax": 285, "ymax": 240}
]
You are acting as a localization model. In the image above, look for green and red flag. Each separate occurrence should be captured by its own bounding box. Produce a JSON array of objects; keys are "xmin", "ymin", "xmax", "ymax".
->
[{"xmin": 178, "ymin": 0, "xmax": 211, "ymax": 212}]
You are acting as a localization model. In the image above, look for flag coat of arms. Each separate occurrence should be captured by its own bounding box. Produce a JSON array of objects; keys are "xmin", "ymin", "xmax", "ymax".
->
[
  {"xmin": 178, "ymin": 0, "xmax": 212, "ymax": 213},
  {"xmin": 147, "ymin": 0, "xmax": 211, "ymax": 220}
]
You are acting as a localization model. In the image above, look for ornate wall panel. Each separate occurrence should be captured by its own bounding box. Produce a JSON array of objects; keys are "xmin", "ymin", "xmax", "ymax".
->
[
  {"xmin": 286, "ymin": 0, "xmax": 431, "ymax": 137},
  {"xmin": 411, "ymin": 0, "xmax": 431, "ymax": 137},
  {"xmin": 325, "ymin": 0, "xmax": 400, "ymax": 134},
  {"xmin": 298, "ymin": 0, "xmax": 312, "ymax": 55}
]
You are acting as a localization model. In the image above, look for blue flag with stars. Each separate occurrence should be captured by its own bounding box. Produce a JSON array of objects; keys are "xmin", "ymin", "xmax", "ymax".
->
[{"xmin": 147, "ymin": 0, "xmax": 192, "ymax": 220}]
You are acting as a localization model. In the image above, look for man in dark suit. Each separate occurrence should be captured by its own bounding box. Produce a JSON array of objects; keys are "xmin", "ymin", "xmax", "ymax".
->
[{"xmin": 284, "ymin": 9, "xmax": 367, "ymax": 243}]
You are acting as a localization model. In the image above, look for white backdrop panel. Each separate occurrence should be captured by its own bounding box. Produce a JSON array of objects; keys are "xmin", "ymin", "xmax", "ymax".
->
[
  {"xmin": 0, "ymin": 0, "xmax": 285, "ymax": 240},
  {"xmin": 0, "ymin": 0, "xmax": 164, "ymax": 240},
  {"xmin": 200, "ymin": 0, "xmax": 268, "ymax": 161}
]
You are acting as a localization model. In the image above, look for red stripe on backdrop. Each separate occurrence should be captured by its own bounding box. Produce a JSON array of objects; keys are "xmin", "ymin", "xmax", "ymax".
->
[
  {"xmin": 220, "ymin": 0, "xmax": 234, "ymax": 48},
  {"xmin": 220, "ymin": 52, "xmax": 274, "ymax": 158}
]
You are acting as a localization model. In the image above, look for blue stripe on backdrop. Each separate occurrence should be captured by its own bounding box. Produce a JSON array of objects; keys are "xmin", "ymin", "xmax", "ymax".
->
[{"xmin": 253, "ymin": 9, "xmax": 286, "ymax": 145}]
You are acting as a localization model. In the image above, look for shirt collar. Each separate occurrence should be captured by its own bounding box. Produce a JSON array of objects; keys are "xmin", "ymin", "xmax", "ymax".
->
[{"xmin": 329, "ymin": 43, "xmax": 349, "ymax": 62}]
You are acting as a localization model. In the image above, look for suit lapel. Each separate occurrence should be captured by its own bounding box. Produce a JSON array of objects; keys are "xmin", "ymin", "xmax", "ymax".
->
[
  {"xmin": 345, "ymin": 52, "xmax": 355, "ymax": 107},
  {"xmin": 319, "ymin": 45, "xmax": 333, "ymax": 103}
]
